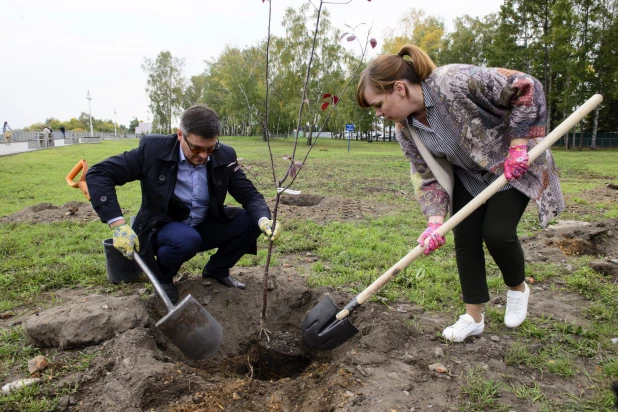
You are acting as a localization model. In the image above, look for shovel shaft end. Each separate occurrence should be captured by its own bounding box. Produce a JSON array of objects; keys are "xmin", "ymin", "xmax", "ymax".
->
[
  {"xmin": 336, "ymin": 297, "xmax": 360, "ymax": 320},
  {"xmin": 336, "ymin": 308, "xmax": 349, "ymax": 320}
]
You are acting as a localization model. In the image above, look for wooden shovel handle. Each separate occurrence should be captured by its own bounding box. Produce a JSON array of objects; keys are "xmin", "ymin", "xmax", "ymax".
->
[
  {"xmin": 66, "ymin": 159, "xmax": 90, "ymax": 200},
  {"xmin": 336, "ymin": 94, "xmax": 603, "ymax": 320}
]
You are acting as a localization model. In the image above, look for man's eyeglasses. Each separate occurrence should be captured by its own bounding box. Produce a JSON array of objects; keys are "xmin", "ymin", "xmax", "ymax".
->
[{"xmin": 183, "ymin": 134, "xmax": 220, "ymax": 155}]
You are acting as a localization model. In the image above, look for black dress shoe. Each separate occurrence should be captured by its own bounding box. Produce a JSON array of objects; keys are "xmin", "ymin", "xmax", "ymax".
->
[
  {"xmin": 160, "ymin": 282, "xmax": 179, "ymax": 305},
  {"xmin": 215, "ymin": 275, "xmax": 246, "ymax": 290}
]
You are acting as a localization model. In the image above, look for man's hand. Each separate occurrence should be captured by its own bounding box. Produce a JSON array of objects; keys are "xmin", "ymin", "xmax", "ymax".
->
[
  {"xmin": 504, "ymin": 144, "xmax": 529, "ymax": 181},
  {"xmin": 258, "ymin": 217, "xmax": 282, "ymax": 242},
  {"xmin": 112, "ymin": 223, "xmax": 140, "ymax": 260},
  {"xmin": 417, "ymin": 222, "xmax": 446, "ymax": 255}
]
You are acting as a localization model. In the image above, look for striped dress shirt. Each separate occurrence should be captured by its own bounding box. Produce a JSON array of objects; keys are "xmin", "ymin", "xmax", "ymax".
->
[{"xmin": 408, "ymin": 83, "xmax": 511, "ymax": 197}]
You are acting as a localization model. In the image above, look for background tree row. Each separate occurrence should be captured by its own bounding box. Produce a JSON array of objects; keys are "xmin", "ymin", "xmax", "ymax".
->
[
  {"xmin": 25, "ymin": 116, "xmax": 141, "ymax": 134},
  {"xmin": 142, "ymin": 1, "xmax": 618, "ymax": 145}
]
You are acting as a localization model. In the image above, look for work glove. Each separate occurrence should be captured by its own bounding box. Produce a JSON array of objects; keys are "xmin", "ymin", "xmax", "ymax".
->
[
  {"xmin": 258, "ymin": 217, "xmax": 282, "ymax": 242},
  {"xmin": 417, "ymin": 222, "xmax": 446, "ymax": 256},
  {"xmin": 112, "ymin": 223, "xmax": 140, "ymax": 260},
  {"xmin": 504, "ymin": 144, "xmax": 529, "ymax": 181}
]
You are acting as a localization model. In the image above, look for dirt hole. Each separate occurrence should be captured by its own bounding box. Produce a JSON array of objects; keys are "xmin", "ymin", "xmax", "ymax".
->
[
  {"xmin": 279, "ymin": 194, "xmax": 324, "ymax": 207},
  {"xmin": 239, "ymin": 337, "xmax": 312, "ymax": 381}
]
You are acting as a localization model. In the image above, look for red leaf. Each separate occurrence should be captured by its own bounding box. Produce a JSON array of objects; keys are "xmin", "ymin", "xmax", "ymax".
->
[
  {"xmin": 370, "ymin": 38, "xmax": 377, "ymax": 49},
  {"xmin": 323, "ymin": 93, "xmax": 332, "ymax": 99},
  {"xmin": 282, "ymin": 155, "xmax": 290, "ymax": 160},
  {"xmin": 333, "ymin": 96, "xmax": 339, "ymax": 105},
  {"xmin": 347, "ymin": 35, "xmax": 356, "ymax": 42},
  {"xmin": 339, "ymin": 32, "xmax": 350, "ymax": 41},
  {"xmin": 321, "ymin": 102, "xmax": 330, "ymax": 111},
  {"xmin": 289, "ymin": 164, "xmax": 297, "ymax": 178},
  {"xmin": 295, "ymin": 161, "xmax": 303, "ymax": 169}
]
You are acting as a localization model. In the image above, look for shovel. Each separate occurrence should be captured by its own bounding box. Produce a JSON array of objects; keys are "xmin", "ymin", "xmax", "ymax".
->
[
  {"xmin": 302, "ymin": 94, "xmax": 603, "ymax": 350},
  {"xmin": 134, "ymin": 253, "xmax": 223, "ymax": 359}
]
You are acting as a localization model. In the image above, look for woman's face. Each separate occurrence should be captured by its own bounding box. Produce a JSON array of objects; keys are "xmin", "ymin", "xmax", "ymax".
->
[{"xmin": 363, "ymin": 81, "xmax": 424, "ymax": 123}]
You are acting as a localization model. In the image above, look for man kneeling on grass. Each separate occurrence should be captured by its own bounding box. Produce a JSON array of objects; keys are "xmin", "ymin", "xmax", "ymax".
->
[{"xmin": 87, "ymin": 104, "xmax": 281, "ymax": 304}]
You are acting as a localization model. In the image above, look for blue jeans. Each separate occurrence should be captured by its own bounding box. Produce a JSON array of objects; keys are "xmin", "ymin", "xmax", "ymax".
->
[{"xmin": 152, "ymin": 210, "xmax": 261, "ymax": 284}]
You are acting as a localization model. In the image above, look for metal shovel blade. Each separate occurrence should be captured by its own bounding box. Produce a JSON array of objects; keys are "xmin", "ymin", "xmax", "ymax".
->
[
  {"xmin": 302, "ymin": 296, "xmax": 359, "ymax": 350},
  {"xmin": 155, "ymin": 295, "xmax": 223, "ymax": 360}
]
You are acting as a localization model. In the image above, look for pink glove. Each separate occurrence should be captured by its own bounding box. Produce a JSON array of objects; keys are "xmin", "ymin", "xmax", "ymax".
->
[
  {"xmin": 504, "ymin": 144, "xmax": 529, "ymax": 181},
  {"xmin": 417, "ymin": 222, "xmax": 446, "ymax": 255}
]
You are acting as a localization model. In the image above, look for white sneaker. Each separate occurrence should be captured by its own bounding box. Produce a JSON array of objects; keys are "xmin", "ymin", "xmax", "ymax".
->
[
  {"xmin": 442, "ymin": 314, "xmax": 484, "ymax": 342},
  {"xmin": 504, "ymin": 282, "xmax": 530, "ymax": 328}
]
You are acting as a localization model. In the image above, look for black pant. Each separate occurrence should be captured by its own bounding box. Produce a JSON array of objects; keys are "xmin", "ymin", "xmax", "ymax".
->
[
  {"xmin": 152, "ymin": 210, "xmax": 261, "ymax": 284},
  {"xmin": 452, "ymin": 176, "xmax": 530, "ymax": 304}
]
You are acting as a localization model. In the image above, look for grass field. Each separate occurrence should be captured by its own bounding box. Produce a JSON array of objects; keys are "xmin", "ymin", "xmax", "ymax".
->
[{"xmin": 1, "ymin": 137, "xmax": 617, "ymax": 410}]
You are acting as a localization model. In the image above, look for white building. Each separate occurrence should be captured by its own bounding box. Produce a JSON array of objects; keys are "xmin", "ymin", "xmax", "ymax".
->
[{"xmin": 135, "ymin": 122, "xmax": 152, "ymax": 135}]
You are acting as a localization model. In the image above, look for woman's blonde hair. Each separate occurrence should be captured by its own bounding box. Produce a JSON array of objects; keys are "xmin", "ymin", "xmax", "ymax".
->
[{"xmin": 356, "ymin": 44, "xmax": 436, "ymax": 108}]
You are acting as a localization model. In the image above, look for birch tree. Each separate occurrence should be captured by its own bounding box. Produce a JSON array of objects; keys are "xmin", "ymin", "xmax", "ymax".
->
[{"xmin": 142, "ymin": 51, "xmax": 186, "ymax": 133}]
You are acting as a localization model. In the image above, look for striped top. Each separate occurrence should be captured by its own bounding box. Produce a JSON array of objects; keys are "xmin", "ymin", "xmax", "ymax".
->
[{"xmin": 408, "ymin": 83, "xmax": 511, "ymax": 197}]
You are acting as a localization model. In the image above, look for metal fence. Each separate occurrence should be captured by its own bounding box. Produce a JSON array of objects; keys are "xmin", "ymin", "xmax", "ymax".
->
[
  {"xmin": 7, "ymin": 130, "xmax": 139, "ymax": 142},
  {"xmin": 553, "ymin": 135, "xmax": 618, "ymax": 148},
  {"xmin": 6, "ymin": 129, "xmax": 617, "ymax": 147}
]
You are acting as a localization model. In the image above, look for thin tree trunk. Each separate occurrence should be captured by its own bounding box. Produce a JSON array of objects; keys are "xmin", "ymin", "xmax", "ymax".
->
[
  {"xmin": 547, "ymin": 59, "xmax": 552, "ymax": 132},
  {"xmin": 564, "ymin": 75, "xmax": 570, "ymax": 150},
  {"xmin": 291, "ymin": 1, "xmax": 323, "ymax": 153},
  {"xmin": 592, "ymin": 107, "xmax": 599, "ymax": 150},
  {"xmin": 592, "ymin": 77, "xmax": 602, "ymax": 150},
  {"xmin": 307, "ymin": 125, "xmax": 313, "ymax": 146}
]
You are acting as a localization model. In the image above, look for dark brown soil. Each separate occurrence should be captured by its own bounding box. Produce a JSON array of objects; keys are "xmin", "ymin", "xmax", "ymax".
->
[
  {"xmin": 0, "ymin": 201, "xmax": 99, "ymax": 224},
  {"xmin": 1, "ymin": 187, "xmax": 618, "ymax": 411}
]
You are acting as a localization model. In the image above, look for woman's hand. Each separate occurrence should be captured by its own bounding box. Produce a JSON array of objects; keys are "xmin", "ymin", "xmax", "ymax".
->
[
  {"xmin": 417, "ymin": 222, "xmax": 446, "ymax": 255},
  {"xmin": 504, "ymin": 144, "xmax": 529, "ymax": 181}
]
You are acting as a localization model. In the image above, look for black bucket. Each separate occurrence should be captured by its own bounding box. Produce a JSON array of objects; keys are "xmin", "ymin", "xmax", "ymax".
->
[{"xmin": 102, "ymin": 238, "xmax": 142, "ymax": 283}]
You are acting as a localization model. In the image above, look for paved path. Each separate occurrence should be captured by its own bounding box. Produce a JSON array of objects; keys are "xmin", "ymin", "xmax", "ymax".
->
[{"xmin": 0, "ymin": 140, "xmax": 68, "ymax": 157}]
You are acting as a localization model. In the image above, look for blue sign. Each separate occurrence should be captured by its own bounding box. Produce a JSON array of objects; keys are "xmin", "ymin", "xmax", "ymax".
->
[{"xmin": 345, "ymin": 123, "xmax": 355, "ymax": 132}]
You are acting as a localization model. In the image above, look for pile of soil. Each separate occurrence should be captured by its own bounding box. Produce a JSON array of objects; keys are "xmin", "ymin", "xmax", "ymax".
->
[
  {"xmin": 522, "ymin": 218, "xmax": 618, "ymax": 279},
  {"xmin": 0, "ymin": 201, "xmax": 99, "ymax": 224}
]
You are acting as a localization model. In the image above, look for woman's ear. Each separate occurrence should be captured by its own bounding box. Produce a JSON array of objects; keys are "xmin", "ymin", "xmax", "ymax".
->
[{"xmin": 394, "ymin": 81, "xmax": 407, "ymax": 98}]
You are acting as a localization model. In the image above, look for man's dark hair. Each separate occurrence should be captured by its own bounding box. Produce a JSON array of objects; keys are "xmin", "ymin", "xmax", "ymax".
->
[{"xmin": 179, "ymin": 104, "xmax": 221, "ymax": 139}]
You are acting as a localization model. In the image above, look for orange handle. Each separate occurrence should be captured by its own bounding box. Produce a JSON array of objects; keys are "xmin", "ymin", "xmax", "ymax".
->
[{"xmin": 66, "ymin": 159, "xmax": 90, "ymax": 200}]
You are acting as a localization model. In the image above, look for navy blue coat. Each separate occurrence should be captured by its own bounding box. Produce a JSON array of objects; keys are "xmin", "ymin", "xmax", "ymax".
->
[{"xmin": 87, "ymin": 134, "xmax": 270, "ymax": 273}]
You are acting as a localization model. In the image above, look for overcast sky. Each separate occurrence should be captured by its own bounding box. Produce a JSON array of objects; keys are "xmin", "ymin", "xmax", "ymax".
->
[{"xmin": 1, "ymin": 0, "xmax": 503, "ymax": 129}]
